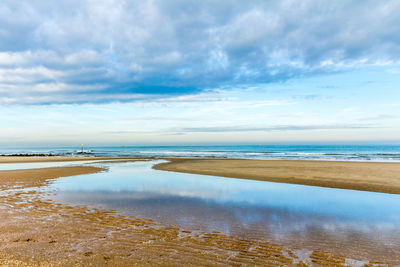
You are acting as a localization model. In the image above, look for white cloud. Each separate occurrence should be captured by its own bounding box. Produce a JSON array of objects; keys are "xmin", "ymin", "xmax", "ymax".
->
[
  {"xmin": 0, "ymin": 0, "xmax": 400, "ymax": 104},
  {"xmin": 388, "ymin": 69, "xmax": 400, "ymax": 74}
]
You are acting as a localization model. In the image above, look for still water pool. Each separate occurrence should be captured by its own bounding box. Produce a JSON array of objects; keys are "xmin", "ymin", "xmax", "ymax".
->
[{"xmin": 5, "ymin": 159, "xmax": 400, "ymax": 263}]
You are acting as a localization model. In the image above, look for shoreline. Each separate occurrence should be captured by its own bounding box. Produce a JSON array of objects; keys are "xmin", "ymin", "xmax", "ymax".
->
[
  {"xmin": 154, "ymin": 157, "xmax": 400, "ymax": 195},
  {"xmin": 0, "ymin": 166, "xmax": 104, "ymax": 189},
  {"xmin": 0, "ymin": 160, "xmax": 327, "ymax": 265},
  {"xmin": 2, "ymin": 156, "xmax": 400, "ymax": 194},
  {"xmin": 0, "ymin": 157, "xmax": 397, "ymax": 265},
  {"xmin": 2, "ymin": 154, "xmax": 400, "ymax": 164},
  {"xmin": 0, "ymin": 156, "xmax": 145, "ymax": 164}
]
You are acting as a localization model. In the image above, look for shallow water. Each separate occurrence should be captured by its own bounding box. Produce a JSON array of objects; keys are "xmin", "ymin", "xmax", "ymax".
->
[
  {"xmin": 38, "ymin": 160, "xmax": 400, "ymax": 263},
  {"xmin": 0, "ymin": 160, "xmax": 101, "ymax": 171}
]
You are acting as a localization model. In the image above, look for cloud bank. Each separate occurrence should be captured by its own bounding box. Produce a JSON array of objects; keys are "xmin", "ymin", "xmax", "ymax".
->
[
  {"xmin": 177, "ymin": 124, "xmax": 373, "ymax": 133},
  {"xmin": 1, "ymin": 0, "xmax": 400, "ymax": 104}
]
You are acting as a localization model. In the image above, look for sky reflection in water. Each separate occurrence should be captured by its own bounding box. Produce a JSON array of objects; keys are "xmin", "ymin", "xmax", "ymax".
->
[{"xmin": 45, "ymin": 160, "xmax": 400, "ymax": 260}]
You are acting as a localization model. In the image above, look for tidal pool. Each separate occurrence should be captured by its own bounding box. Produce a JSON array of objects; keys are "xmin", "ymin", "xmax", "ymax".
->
[
  {"xmin": 33, "ymin": 160, "xmax": 400, "ymax": 263},
  {"xmin": 0, "ymin": 160, "xmax": 98, "ymax": 171}
]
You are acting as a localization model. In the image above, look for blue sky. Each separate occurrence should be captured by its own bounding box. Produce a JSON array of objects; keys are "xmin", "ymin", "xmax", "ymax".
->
[{"xmin": 0, "ymin": 0, "xmax": 399, "ymax": 145}]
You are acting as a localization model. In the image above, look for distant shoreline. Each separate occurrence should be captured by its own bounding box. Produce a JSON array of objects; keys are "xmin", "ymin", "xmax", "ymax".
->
[
  {"xmin": 1, "ymin": 144, "xmax": 400, "ymax": 162},
  {"xmin": 0, "ymin": 156, "xmax": 145, "ymax": 163}
]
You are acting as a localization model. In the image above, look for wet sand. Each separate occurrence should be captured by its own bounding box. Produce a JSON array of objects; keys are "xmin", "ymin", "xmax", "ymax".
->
[
  {"xmin": 0, "ymin": 157, "xmax": 398, "ymax": 265},
  {"xmin": 0, "ymin": 162, "xmax": 306, "ymax": 266},
  {"xmin": 155, "ymin": 158, "xmax": 400, "ymax": 194},
  {"xmin": 0, "ymin": 166, "xmax": 103, "ymax": 189}
]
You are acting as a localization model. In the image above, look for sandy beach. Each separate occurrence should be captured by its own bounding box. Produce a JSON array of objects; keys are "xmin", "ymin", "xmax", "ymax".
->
[
  {"xmin": 3, "ymin": 0, "xmax": 399, "ymax": 265},
  {"xmin": 0, "ymin": 157, "xmax": 303, "ymax": 266},
  {"xmin": 0, "ymin": 156, "xmax": 398, "ymax": 265},
  {"xmin": 155, "ymin": 158, "xmax": 400, "ymax": 194}
]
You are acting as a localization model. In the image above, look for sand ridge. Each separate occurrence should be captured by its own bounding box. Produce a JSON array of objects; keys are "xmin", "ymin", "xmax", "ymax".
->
[
  {"xmin": 0, "ymin": 166, "xmax": 104, "ymax": 189},
  {"xmin": 154, "ymin": 158, "xmax": 400, "ymax": 194}
]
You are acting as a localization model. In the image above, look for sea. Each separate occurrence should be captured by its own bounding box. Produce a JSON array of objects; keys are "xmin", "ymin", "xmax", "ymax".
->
[{"xmin": 1, "ymin": 144, "xmax": 400, "ymax": 162}]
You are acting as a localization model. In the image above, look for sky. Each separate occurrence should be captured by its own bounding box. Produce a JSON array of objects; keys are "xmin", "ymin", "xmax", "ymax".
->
[{"xmin": 0, "ymin": 0, "xmax": 400, "ymax": 146}]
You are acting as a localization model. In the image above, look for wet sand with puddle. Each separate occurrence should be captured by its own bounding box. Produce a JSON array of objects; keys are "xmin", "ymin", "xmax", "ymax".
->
[{"xmin": 0, "ymin": 157, "xmax": 398, "ymax": 265}]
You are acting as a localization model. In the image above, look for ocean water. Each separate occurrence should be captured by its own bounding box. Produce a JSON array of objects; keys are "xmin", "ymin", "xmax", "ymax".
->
[{"xmin": 1, "ymin": 144, "xmax": 400, "ymax": 161}]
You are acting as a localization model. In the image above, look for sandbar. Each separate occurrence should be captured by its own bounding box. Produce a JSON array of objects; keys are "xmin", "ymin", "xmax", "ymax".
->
[
  {"xmin": 154, "ymin": 158, "xmax": 400, "ymax": 194},
  {"xmin": 0, "ymin": 166, "xmax": 103, "ymax": 189}
]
